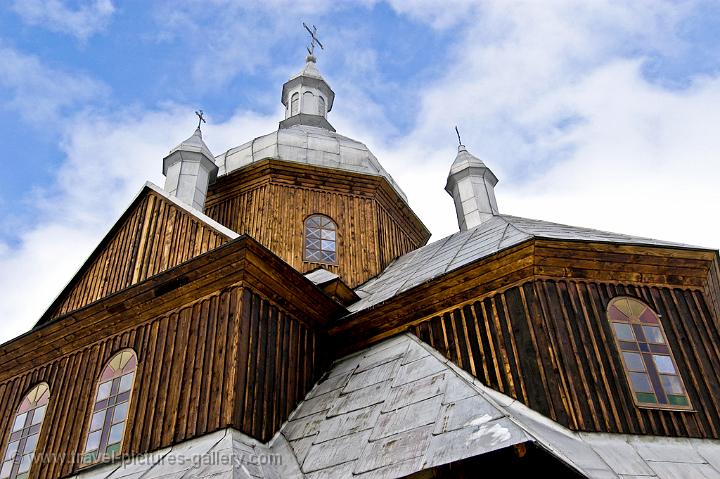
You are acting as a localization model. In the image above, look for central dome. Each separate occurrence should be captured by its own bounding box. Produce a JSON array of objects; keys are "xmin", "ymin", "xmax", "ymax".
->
[{"xmin": 215, "ymin": 124, "xmax": 407, "ymax": 202}]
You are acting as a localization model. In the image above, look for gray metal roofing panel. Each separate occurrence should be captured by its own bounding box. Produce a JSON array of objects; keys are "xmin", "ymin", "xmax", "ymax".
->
[
  {"xmin": 215, "ymin": 125, "xmax": 408, "ymax": 202},
  {"xmin": 350, "ymin": 214, "xmax": 705, "ymax": 313},
  {"xmin": 70, "ymin": 334, "xmax": 720, "ymax": 479},
  {"xmin": 303, "ymin": 268, "xmax": 339, "ymax": 286},
  {"xmin": 280, "ymin": 334, "xmax": 532, "ymax": 478}
]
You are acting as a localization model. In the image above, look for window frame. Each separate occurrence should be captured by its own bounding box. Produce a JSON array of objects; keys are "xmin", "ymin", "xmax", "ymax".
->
[
  {"xmin": 303, "ymin": 214, "xmax": 338, "ymax": 266},
  {"xmin": 1, "ymin": 383, "xmax": 50, "ymax": 479},
  {"xmin": 81, "ymin": 349, "xmax": 138, "ymax": 466},
  {"xmin": 607, "ymin": 297, "xmax": 693, "ymax": 411}
]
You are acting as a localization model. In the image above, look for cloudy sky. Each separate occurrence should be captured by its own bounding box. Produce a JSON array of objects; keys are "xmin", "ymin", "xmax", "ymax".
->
[{"xmin": 0, "ymin": 0, "xmax": 719, "ymax": 343}]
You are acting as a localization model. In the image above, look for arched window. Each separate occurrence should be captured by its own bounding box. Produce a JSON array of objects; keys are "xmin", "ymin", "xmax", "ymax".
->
[
  {"xmin": 1, "ymin": 383, "xmax": 50, "ymax": 479},
  {"xmin": 304, "ymin": 214, "xmax": 337, "ymax": 264},
  {"xmin": 607, "ymin": 297, "xmax": 691, "ymax": 409},
  {"xmin": 318, "ymin": 96, "xmax": 326, "ymax": 116},
  {"xmin": 303, "ymin": 91, "xmax": 314, "ymax": 114},
  {"xmin": 291, "ymin": 93, "xmax": 299, "ymax": 116},
  {"xmin": 82, "ymin": 349, "xmax": 137, "ymax": 464}
]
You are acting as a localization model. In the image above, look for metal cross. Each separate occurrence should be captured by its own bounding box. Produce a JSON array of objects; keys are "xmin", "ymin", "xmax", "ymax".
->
[
  {"xmin": 455, "ymin": 126, "xmax": 462, "ymax": 146},
  {"xmin": 303, "ymin": 22, "xmax": 324, "ymax": 56},
  {"xmin": 195, "ymin": 110, "xmax": 206, "ymax": 130}
]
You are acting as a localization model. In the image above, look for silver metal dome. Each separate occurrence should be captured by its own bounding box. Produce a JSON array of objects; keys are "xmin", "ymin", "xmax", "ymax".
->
[{"xmin": 215, "ymin": 124, "xmax": 408, "ymax": 202}]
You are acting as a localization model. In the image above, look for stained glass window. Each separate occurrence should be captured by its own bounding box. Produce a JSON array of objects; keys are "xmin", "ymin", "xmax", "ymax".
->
[
  {"xmin": 1, "ymin": 383, "xmax": 50, "ymax": 479},
  {"xmin": 607, "ymin": 297, "xmax": 691, "ymax": 409},
  {"xmin": 82, "ymin": 350, "xmax": 137, "ymax": 464},
  {"xmin": 304, "ymin": 214, "xmax": 337, "ymax": 264}
]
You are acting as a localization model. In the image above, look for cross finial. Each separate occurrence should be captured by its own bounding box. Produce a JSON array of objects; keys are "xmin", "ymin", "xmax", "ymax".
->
[
  {"xmin": 303, "ymin": 22, "xmax": 324, "ymax": 57},
  {"xmin": 195, "ymin": 110, "xmax": 206, "ymax": 130},
  {"xmin": 455, "ymin": 126, "xmax": 463, "ymax": 146}
]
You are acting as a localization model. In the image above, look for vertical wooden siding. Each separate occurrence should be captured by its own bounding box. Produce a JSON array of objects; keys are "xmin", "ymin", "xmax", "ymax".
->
[
  {"xmin": 48, "ymin": 191, "xmax": 230, "ymax": 320},
  {"xmin": 704, "ymin": 256, "xmax": 720, "ymax": 329},
  {"xmin": 412, "ymin": 278, "xmax": 720, "ymax": 439},
  {"xmin": 0, "ymin": 285, "xmax": 323, "ymax": 478},
  {"xmin": 205, "ymin": 183, "xmax": 420, "ymax": 288}
]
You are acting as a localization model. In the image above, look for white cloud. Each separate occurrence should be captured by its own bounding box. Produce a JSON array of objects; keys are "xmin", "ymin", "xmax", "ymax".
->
[
  {"xmin": 11, "ymin": 0, "xmax": 115, "ymax": 40},
  {"xmin": 0, "ymin": 45, "xmax": 106, "ymax": 124},
  {"xmin": 0, "ymin": 102, "xmax": 280, "ymax": 344},
  {"xmin": 368, "ymin": 0, "xmax": 720, "ymax": 250}
]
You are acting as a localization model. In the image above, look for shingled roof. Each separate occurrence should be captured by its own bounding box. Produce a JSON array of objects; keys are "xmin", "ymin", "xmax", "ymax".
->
[
  {"xmin": 350, "ymin": 214, "xmax": 703, "ymax": 312},
  {"xmin": 70, "ymin": 334, "xmax": 720, "ymax": 479}
]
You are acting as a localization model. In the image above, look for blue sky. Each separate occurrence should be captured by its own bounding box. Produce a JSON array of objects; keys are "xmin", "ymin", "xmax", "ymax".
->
[{"xmin": 1, "ymin": 0, "xmax": 720, "ymax": 342}]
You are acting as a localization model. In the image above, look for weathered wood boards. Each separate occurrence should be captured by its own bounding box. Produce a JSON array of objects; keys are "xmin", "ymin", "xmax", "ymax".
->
[
  {"xmin": 331, "ymin": 240, "xmax": 717, "ymax": 351},
  {"xmin": 205, "ymin": 159, "xmax": 430, "ymax": 288},
  {"xmin": 40, "ymin": 188, "xmax": 232, "ymax": 323},
  {"xmin": 412, "ymin": 279, "xmax": 720, "ymax": 439},
  {"xmin": 0, "ymin": 236, "xmax": 341, "ymax": 477},
  {"xmin": 329, "ymin": 239, "xmax": 720, "ymax": 440},
  {"xmin": 703, "ymin": 253, "xmax": 720, "ymax": 329}
]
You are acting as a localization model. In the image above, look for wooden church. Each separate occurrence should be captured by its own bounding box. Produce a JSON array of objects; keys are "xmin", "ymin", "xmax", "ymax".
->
[{"xmin": 2, "ymin": 42, "xmax": 720, "ymax": 479}]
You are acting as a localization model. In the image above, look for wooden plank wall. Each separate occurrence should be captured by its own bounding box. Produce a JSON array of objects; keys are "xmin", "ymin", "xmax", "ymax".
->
[
  {"xmin": 48, "ymin": 191, "xmax": 230, "ymax": 320},
  {"xmin": 205, "ymin": 182, "xmax": 420, "ymax": 288},
  {"xmin": 0, "ymin": 285, "xmax": 323, "ymax": 477},
  {"xmin": 704, "ymin": 255, "xmax": 720, "ymax": 329},
  {"xmin": 412, "ymin": 278, "xmax": 720, "ymax": 439}
]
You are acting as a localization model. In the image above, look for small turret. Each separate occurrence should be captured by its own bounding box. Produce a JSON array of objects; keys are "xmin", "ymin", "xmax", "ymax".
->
[
  {"xmin": 162, "ymin": 125, "xmax": 218, "ymax": 211},
  {"xmin": 445, "ymin": 142, "xmax": 499, "ymax": 231}
]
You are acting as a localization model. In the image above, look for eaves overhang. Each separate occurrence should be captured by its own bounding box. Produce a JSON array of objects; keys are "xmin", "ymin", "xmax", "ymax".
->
[{"xmin": 1, "ymin": 234, "xmax": 347, "ymax": 382}]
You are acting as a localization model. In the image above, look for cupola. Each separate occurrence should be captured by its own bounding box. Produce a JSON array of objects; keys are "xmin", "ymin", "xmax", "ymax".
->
[
  {"xmin": 162, "ymin": 125, "xmax": 219, "ymax": 211},
  {"xmin": 280, "ymin": 54, "xmax": 336, "ymax": 131},
  {"xmin": 445, "ymin": 142, "xmax": 499, "ymax": 231}
]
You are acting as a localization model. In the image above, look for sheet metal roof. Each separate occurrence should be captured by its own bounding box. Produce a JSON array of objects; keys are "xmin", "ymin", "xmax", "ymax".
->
[
  {"xmin": 71, "ymin": 334, "xmax": 720, "ymax": 479},
  {"xmin": 214, "ymin": 124, "xmax": 408, "ymax": 202},
  {"xmin": 350, "ymin": 214, "xmax": 702, "ymax": 312}
]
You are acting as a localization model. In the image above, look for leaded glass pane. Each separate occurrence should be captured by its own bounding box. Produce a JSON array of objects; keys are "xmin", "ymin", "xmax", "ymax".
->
[
  {"xmin": 106, "ymin": 443, "xmax": 121, "ymax": 456},
  {"xmin": 17, "ymin": 455, "xmax": 31, "ymax": 474},
  {"xmin": 639, "ymin": 309, "xmax": 659, "ymax": 324},
  {"xmin": 612, "ymin": 323, "xmax": 635, "ymax": 342},
  {"xmin": 90, "ymin": 410, "xmax": 106, "ymax": 432},
  {"xmin": 30, "ymin": 406, "xmax": 45, "ymax": 426},
  {"xmin": 622, "ymin": 352, "xmax": 645, "ymax": 372},
  {"xmin": 108, "ymin": 423, "xmax": 125, "ymax": 445},
  {"xmin": 629, "ymin": 372, "xmax": 653, "ymax": 393},
  {"xmin": 668, "ymin": 395, "xmax": 689, "ymax": 406},
  {"xmin": 96, "ymin": 381, "xmax": 112, "ymax": 401},
  {"xmin": 85, "ymin": 430, "xmax": 102, "ymax": 451},
  {"xmin": 0, "ymin": 461, "xmax": 12, "ymax": 479},
  {"xmin": 113, "ymin": 402, "xmax": 129, "ymax": 424},
  {"xmin": 661, "ymin": 375, "xmax": 684, "ymax": 395},
  {"xmin": 4, "ymin": 441, "xmax": 18, "ymax": 461},
  {"xmin": 12, "ymin": 414, "xmax": 26, "ymax": 432},
  {"xmin": 23, "ymin": 435, "xmax": 38, "ymax": 455},
  {"xmin": 642, "ymin": 326, "xmax": 664, "ymax": 344},
  {"xmin": 608, "ymin": 305, "xmax": 629, "ymax": 322},
  {"xmin": 635, "ymin": 392, "xmax": 657, "ymax": 404},
  {"xmin": 119, "ymin": 373, "xmax": 134, "ymax": 393},
  {"xmin": 321, "ymin": 240, "xmax": 335, "ymax": 251},
  {"xmin": 653, "ymin": 355, "xmax": 676, "ymax": 374}
]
